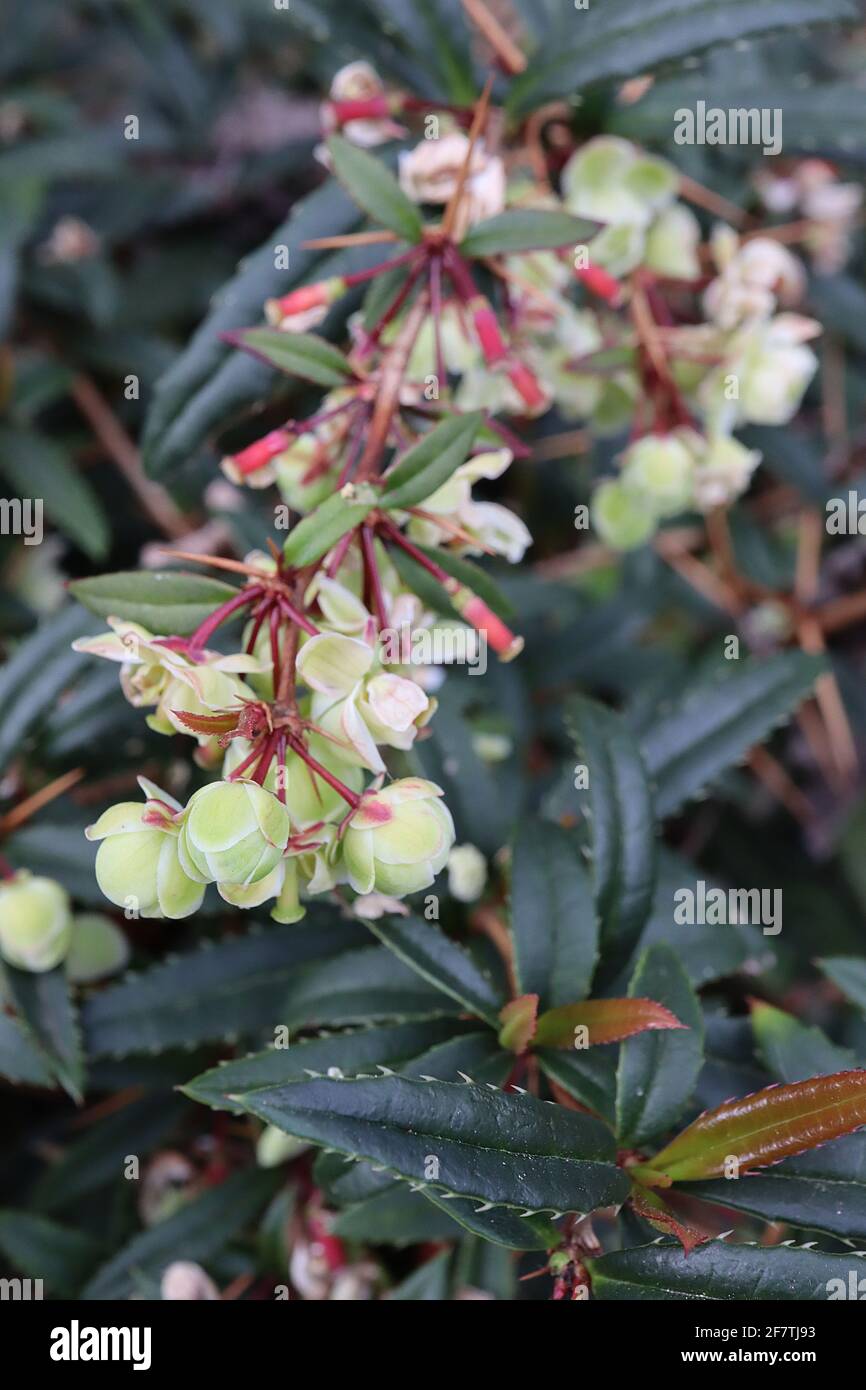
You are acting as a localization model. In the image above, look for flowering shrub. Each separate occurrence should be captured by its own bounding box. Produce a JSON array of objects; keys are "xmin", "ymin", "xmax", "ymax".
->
[{"xmin": 3, "ymin": 0, "xmax": 866, "ymax": 1309}]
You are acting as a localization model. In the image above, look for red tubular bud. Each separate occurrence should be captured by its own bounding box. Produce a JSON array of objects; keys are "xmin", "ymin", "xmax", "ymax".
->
[
  {"xmin": 223, "ymin": 428, "xmax": 292, "ymax": 480},
  {"xmin": 506, "ymin": 359, "xmax": 547, "ymax": 412},
  {"xmin": 575, "ymin": 264, "xmax": 625, "ymax": 306},
  {"xmin": 450, "ymin": 585, "xmax": 524, "ymax": 662},
  {"xmin": 471, "ymin": 297, "xmax": 508, "ymax": 365},
  {"xmin": 328, "ymin": 96, "xmax": 394, "ymax": 124},
  {"xmin": 265, "ymin": 277, "xmax": 347, "ymax": 325}
]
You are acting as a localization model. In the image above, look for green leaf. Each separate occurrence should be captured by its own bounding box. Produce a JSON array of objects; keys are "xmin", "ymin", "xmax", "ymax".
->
[
  {"xmin": 506, "ymin": 0, "xmax": 855, "ymax": 115},
  {"xmin": 819, "ymin": 956, "xmax": 866, "ymax": 1016},
  {"xmin": 332, "ymin": 1185, "xmax": 464, "ymax": 1245},
  {"xmin": 4, "ymin": 963, "xmax": 84, "ymax": 1102},
  {"xmin": 365, "ymin": 916, "xmax": 504, "ymax": 1026},
  {"xmin": 510, "ymin": 821, "xmax": 598, "ymax": 1011},
  {"xmin": 421, "ymin": 1189, "xmax": 560, "ymax": 1250},
  {"xmin": 751, "ymin": 1001, "xmax": 856, "ymax": 1083},
  {"xmin": 82, "ymin": 917, "xmax": 364, "ymax": 1058},
  {"xmin": 460, "ymin": 208, "xmax": 597, "ymax": 258},
  {"xmin": 70, "ymin": 570, "xmax": 239, "ymax": 636},
  {"xmin": 640, "ymin": 652, "xmax": 826, "ymax": 817},
  {"xmin": 0, "ymin": 1211, "xmax": 103, "ymax": 1297},
  {"xmin": 279, "ymin": 945, "xmax": 461, "ymax": 1030},
  {"xmin": 80, "ymin": 1167, "xmax": 278, "ymax": 1300},
  {"xmin": 142, "ymin": 179, "xmax": 363, "ymax": 477},
  {"xmin": 389, "ymin": 540, "xmax": 515, "ymax": 621},
  {"xmin": 387, "ymin": 1249, "xmax": 453, "ymax": 1300},
  {"xmin": 282, "ymin": 487, "xmax": 375, "ymax": 567},
  {"xmin": 538, "ymin": 1047, "xmax": 617, "ymax": 1125},
  {"xmin": 587, "ymin": 1239, "xmax": 866, "ymax": 1301},
  {"xmin": 0, "ymin": 1010, "xmax": 53, "ymax": 1087},
  {"xmin": 239, "ymin": 1074, "xmax": 630, "ymax": 1213},
  {"xmin": 31, "ymin": 1092, "xmax": 187, "ymax": 1215},
  {"xmin": 234, "ymin": 327, "xmax": 355, "ymax": 388},
  {"xmin": 0, "ymin": 605, "xmax": 99, "ymax": 775},
  {"xmin": 0, "ymin": 427, "xmax": 109, "ymax": 560},
  {"xmin": 182, "ymin": 1018, "xmax": 470, "ymax": 1112},
  {"xmin": 566, "ymin": 695, "xmax": 656, "ymax": 983},
  {"xmin": 616, "ymin": 944, "xmax": 703, "ymax": 1147},
  {"xmin": 327, "ymin": 135, "xmax": 424, "ymax": 242},
  {"xmin": 381, "ymin": 411, "xmax": 482, "ymax": 509}
]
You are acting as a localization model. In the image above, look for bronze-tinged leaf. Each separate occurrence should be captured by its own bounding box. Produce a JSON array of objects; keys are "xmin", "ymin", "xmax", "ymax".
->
[
  {"xmin": 498, "ymin": 994, "xmax": 538, "ymax": 1054},
  {"xmin": 170, "ymin": 709, "xmax": 240, "ymax": 735},
  {"xmin": 634, "ymin": 1069, "xmax": 866, "ymax": 1187},
  {"xmin": 533, "ymin": 997, "xmax": 685, "ymax": 1050},
  {"xmin": 627, "ymin": 1184, "xmax": 712, "ymax": 1256}
]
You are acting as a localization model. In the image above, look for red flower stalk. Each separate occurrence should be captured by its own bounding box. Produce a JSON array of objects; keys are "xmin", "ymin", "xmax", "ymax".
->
[
  {"xmin": 506, "ymin": 359, "xmax": 547, "ymax": 411},
  {"xmin": 575, "ymin": 264, "xmax": 625, "ymax": 306},
  {"xmin": 223, "ymin": 429, "xmax": 293, "ymax": 481},
  {"xmin": 265, "ymin": 277, "xmax": 348, "ymax": 326},
  {"xmin": 448, "ymin": 584, "xmax": 524, "ymax": 662}
]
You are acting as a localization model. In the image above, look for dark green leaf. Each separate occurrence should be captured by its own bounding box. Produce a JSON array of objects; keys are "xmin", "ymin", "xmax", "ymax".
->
[
  {"xmin": 820, "ymin": 957, "xmax": 866, "ymax": 1016},
  {"xmin": 616, "ymin": 944, "xmax": 703, "ymax": 1147},
  {"xmin": 0, "ymin": 1010, "xmax": 53, "ymax": 1087},
  {"xmin": 80, "ymin": 1168, "xmax": 278, "ymax": 1300},
  {"xmin": 566, "ymin": 695, "xmax": 656, "ymax": 985},
  {"xmin": 640, "ymin": 652, "xmax": 826, "ymax": 817},
  {"xmin": 280, "ymin": 945, "xmax": 462, "ymax": 1030},
  {"xmin": 0, "ymin": 1211, "xmax": 102, "ymax": 1297},
  {"xmin": 282, "ymin": 487, "xmax": 375, "ymax": 566},
  {"xmin": 510, "ymin": 820, "xmax": 598, "ymax": 1010},
  {"xmin": 4, "ymin": 963, "xmax": 84, "ymax": 1102},
  {"xmin": 588, "ymin": 1238, "xmax": 866, "ymax": 1300},
  {"xmin": 0, "ymin": 427, "xmax": 109, "ymax": 560},
  {"xmin": 239, "ymin": 1074, "xmax": 630, "ymax": 1213},
  {"xmin": 82, "ymin": 918, "xmax": 364, "ymax": 1057},
  {"xmin": 365, "ymin": 916, "xmax": 504, "ymax": 1026}
]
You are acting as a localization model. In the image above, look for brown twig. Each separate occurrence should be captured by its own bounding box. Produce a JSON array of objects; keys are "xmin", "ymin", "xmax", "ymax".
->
[
  {"xmin": 0, "ymin": 768, "xmax": 85, "ymax": 837},
  {"xmin": 441, "ymin": 74, "xmax": 495, "ymax": 241},
  {"xmin": 460, "ymin": 0, "xmax": 527, "ymax": 73},
  {"xmin": 70, "ymin": 375, "xmax": 188, "ymax": 539}
]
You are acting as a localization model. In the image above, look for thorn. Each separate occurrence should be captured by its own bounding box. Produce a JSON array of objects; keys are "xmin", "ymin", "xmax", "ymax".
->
[
  {"xmin": 474, "ymin": 1202, "xmax": 494, "ymax": 1212},
  {"xmin": 457, "ymin": 1071, "xmax": 476, "ymax": 1084},
  {"xmin": 376, "ymin": 1065, "xmax": 395, "ymax": 1075}
]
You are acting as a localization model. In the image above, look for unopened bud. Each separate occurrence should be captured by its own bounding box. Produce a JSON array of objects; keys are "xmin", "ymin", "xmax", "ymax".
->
[
  {"xmin": 222, "ymin": 428, "xmax": 293, "ymax": 482},
  {"xmin": 575, "ymin": 264, "xmax": 624, "ymax": 305},
  {"xmin": 449, "ymin": 585, "xmax": 523, "ymax": 660},
  {"xmin": 265, "ymin": 277, "xmax": 347, "ymax": 330}
]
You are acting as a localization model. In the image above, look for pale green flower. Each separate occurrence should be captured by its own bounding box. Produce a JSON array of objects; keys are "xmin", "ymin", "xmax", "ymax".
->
[
  {"xmin": 340, "ymin": 778, "xmax": 455, "ymax": 896},
  {"xmin": 178, "ymin": 780, "xmax": 291, "ymax": 887},
  {"xmin": 0, "ymin": 873, "xmax": 72, "ymax": 972}
]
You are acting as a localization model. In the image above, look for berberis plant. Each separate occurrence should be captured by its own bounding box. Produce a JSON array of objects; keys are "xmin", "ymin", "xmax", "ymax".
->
[{"xmin": 3, "ymin": 0, "xmax": 866, "ymax": 1305}]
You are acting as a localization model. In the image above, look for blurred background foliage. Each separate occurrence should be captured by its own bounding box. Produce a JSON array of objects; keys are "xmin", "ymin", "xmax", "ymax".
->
[{"xmin": 3, "ymin": 0, "xmax": 866, "ymax": 1300}]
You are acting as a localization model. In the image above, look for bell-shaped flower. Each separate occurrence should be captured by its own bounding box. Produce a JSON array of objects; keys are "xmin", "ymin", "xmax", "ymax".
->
[
  {"xmin": 178, "ymin": 780, "xmax": 291, "ymax": 887},
  {"xmin": 86, "ymin": 779, "xmax": 204, "ymax": 920},
  {"xmin": 339, "ymin": 778, "xmax": 455, "ymax": 897},
  {"xmin": 0, "ymin": 872, "xmax": 72, "ymax": 972}
]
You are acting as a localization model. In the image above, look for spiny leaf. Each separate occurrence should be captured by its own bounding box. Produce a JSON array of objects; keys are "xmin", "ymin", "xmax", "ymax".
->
[
  {"xmin": 640, "ymin": 651, "xmax": 826, "ymax": 817},
  {"xmin": 534, "ymin": 997, "xmax": 685, "ymax": 1049},
  {"xmin": 0, "ymin": 1211, "xmax": 103, "ymax": 1297},
  {"xmin": 4, "ymin": 963, "xmax": 84, "ymax": 1103},
  {"xmin": 627, "ymin": 1186, "xmax": 711, "ymax": 1256},
  {"xmin": 751, "ymin": 1000, "xmax": 856, "ymax": 1083},
  {"xmin": 510, "ymin": 820, "xmax": 598, "ymax": 1010},
  {"xmin": 366, "ymin": 915, "xmax": 504, "ymax": 1026},
  {"xmin": 565, "ymin": 695, "xmax": 656, "ymax": 986},
  {"xmin": 819, "ymin": 956, "xmax": 866, "ymax": 1016},
  {"xmin": 237, "ymin": 1074, "xmax": 631, "ymax": 1214},
  {"xmin": 636, "ymin": 1070, "xmax": 866, "ymax": 1186},
  {"xmin": 587, "ymin": 1239, "xmax": 866, "ymax": 1301},
  {"xmin": 616, "ymin": 944, "xmax": 703, "ymax": 1147}
]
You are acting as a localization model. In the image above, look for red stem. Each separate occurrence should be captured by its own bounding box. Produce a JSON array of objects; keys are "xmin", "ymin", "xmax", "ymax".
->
[
  {"xmin": 377, "ymin": 517, "xmax": 451, "ymax": 586},
  {"xmin": 277, "ymin": 595, "xmax": 319, "ymax": 637},
  {"xmin": 189, "ymin": 586, "xmax": 263, "ymax": 653},
  {"xmin": 288, "ymin": 735, "xmax": 361, "ymax": 810},
  {"xmin": 361, "ymin": 525, "xmax": 389, "ymax": 629}
]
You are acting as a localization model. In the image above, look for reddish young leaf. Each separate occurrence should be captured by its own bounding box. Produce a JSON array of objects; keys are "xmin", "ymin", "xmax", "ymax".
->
[
  {"xmin": 532, "ymin": 997, "xmax": 686, "ymax": 1049},
  {"xmin": 498, "ymin": 994, "xmax": 538, "ymax": 1054},
  {"xmin": 170, "ymin": 710, "xmax": 240, "ymax": 735},
  {"xmin": 633, "ymin": 1069, "xmax": 866, "ymax": 1187},
  {"xmin": 627, "ymin": 1183, "xmax": 712, "ymax": 1256}
]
